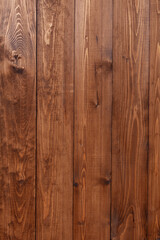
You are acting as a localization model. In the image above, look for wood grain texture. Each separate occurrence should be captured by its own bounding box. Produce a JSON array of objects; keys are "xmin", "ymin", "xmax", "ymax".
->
[
  {"xmin": 148, "ymin": 1, "xmax": 160, "ymax": 239},
  {"xmin": 0, "ymin": 0, "xmax": 36, "ymax": 239},
  {"xmin": 112, "ymin": 0, "xmax": 149, "ymax": 239},
  {"xmin": 73, "ymin": 0, "xmax": 112, "ymax": 239},
  {"xmin": 1, "ymin": 1, "xmax": 160, "ymax": 239},
  {"xmin": 36, "ymin": 0, "xmax": 74, "ymax": 239}
]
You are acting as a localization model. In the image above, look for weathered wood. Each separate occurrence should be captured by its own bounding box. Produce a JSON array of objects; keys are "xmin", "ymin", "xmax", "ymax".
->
[
  {"xmin": 0, "ymin": 0, "xmax": 36, "ymax": 239},
  {"xmin": 1, "ymin": 1, "xmax": 159, "ymax": 239},
  {"xmin": 148, "ymin": 1, "xmax": 160, "ymax": 239},
  {"xmin": 73, "ymin": 0, "xmax": 112, "ymax": 239},
  {"xmin": 36, "ymin": 0, "xmax": 74, "ymax": 239},
  {"xmin": 112, "ymin": 0, "xmax": 149, "ymax": 239}
]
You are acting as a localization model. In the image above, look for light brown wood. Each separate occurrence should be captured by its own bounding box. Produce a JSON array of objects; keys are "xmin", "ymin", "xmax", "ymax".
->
[
  {"xmin": 0, "ymin": 0, "xmax": 36, "ymax": 239},
  {"xmin": 73, "ymin": 0, "xmax": 112, "ymax": 239},
  {"xmin": 112, "ymin": 0, "xmax": 149, "ymax": 239},
  {"xmin": 36, "ymin": 0, "xmax": 74, "ymax": 239}
]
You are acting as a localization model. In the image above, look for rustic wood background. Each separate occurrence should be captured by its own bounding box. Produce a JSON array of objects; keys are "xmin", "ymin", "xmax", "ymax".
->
[{"xmin": 0, "ymin": 0, "xmax": 159, "ymax": 239}]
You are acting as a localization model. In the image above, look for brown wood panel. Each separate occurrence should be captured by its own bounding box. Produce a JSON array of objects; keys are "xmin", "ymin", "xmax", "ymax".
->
[
  {"xmin": 148, "ymin": 1, "xmax": 160, "ymax": 239},
  {"xmin": 36, "ymin": 0, "xmax": 74, "ymax": 239},
  {"xmin": 0, "ymin": 0, "xmax": 36, "ymax": 239},
  {"xmin": 73, "ymin": 0, "xmax": 112, "ymax": 239},
  {"xmin": 112, "ymin": 0, "xmax": 149, "ymax": 239}
]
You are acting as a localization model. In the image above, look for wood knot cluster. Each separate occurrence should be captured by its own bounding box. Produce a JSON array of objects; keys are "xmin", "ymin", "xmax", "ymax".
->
[{"xmin": 10, "ymin": 50, "xmax": 24, "ymax": 73}]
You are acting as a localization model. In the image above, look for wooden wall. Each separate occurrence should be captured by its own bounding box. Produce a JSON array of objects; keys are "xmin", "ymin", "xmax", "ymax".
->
[{"xmin": 0, "ymin": 0, "xmax": 159, "ymax": 239}]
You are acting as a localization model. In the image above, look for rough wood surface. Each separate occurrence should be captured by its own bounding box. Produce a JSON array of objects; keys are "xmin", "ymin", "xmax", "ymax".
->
[
  {"xmin": 36, "ymin": 0, "xmax": 74, "ymax": 239},
  {"xmin": 0, "ymin": 1, "xmax": 160, "ymax": 239},
  {"xmin": 73, "ymin": 0, "xmax": 112, "ymax": 239},
  {"xmin": 148, "ymin": 0, "xmax": 160, "ymax": 239},
  {"xmin": 112, "ymin": 0, "xmax": 149, "ymax": 239},
  {"xmin": 0, "ymin": 0, "xmax": 36, "ymax": 239}
]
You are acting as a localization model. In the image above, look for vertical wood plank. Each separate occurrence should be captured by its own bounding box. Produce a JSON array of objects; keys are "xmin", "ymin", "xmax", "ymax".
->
[
  {"xmin": 73, "ymin": 0, "xmax": 112, "ymax": 239},
  {"xmin": 112, "ymin": 0, "xmax": 149, "ymax": 239},
  {"xmin": 148, "ymin": 0, "xmax": 160, "ymax": 239},
  {"xmin": 0, "ymin": 0, "xmax": 36, "ymax": 239},
  {"xmin": 36, "ymin": 0, "xmax": 74, "ymax": 239}
]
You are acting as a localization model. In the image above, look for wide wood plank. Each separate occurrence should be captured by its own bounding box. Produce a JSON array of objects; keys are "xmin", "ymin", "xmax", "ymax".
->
[
  {"xmin": 36, "ymin": 0, "xmax": 74, "ymax": 239},
  {"xmin": 73, "ymin": 0, "xmax": 112, "ymax": 239},
  {"xmin": 148, "ymin": 0, "xmax": 160, "ymax": 239},
  {"xmin": 112, "ymin": 0, "xmax": 149, "ymax": 239},
  {"xmin": 0, "ymin": 0, "xmax": 36, "ymax": 239}
]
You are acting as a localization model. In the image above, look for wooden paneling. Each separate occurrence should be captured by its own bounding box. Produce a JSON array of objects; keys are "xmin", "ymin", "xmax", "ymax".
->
[
  {"xmin": 1, "ymin": 1, "xmax": 160, "ymax": 239},
  {"xmin": 36, "ymin": 0, "xmax": 74, "ymax": 239},
  {"xmin": 112, "ymin": 0, "xmax": 149, "ymax": 239},
  {"xmin": 0, "ymin": 0, "xmax": 36, "ymax": 239},
  {"xmin": 73, "ymin": 0, "xmax": 112, "ymax": 239},
  {"xmin": 148, "ymin": 0, "xmax": 160, "ymax": 239}
]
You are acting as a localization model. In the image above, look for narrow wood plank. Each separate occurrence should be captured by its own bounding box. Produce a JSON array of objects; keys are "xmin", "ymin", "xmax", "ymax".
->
[
  {"xmin": 0, "ymin": 0, "xmax": 36, "ymax": 239},
  {"xmin": 112, "ymin": 0, "xmax": 149, "ymax": 239},
  {"xmin": 73, "ymin": 0, "xmax": 112, "ymax": 239},
  {"xmin": 148, "ymin": 1, "xmax": 160, "ymax": 239},
  {"xmin": 36, "ymin": 0, "xmax": 74, "ymax": 239}
]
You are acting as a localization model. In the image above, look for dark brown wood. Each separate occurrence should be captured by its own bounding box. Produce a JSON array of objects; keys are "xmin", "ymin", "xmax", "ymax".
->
[
  {"xmin": 73, "ymin": 0, "xmax": 112, "ymax": 239},
  {"xmin": 36, "ymin": 0, "xmax": 74, "ymax": 239},
  {"xmin": 148, "ymin": 1, "xmax": 160, "ymax": 239},
  {"xmin": 0, "ymin": 0, "xmax": 36, "ymax": 239},
  {"xmin": 112, "ymin": 0, "xmax": 149, "ymax": 239}
]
